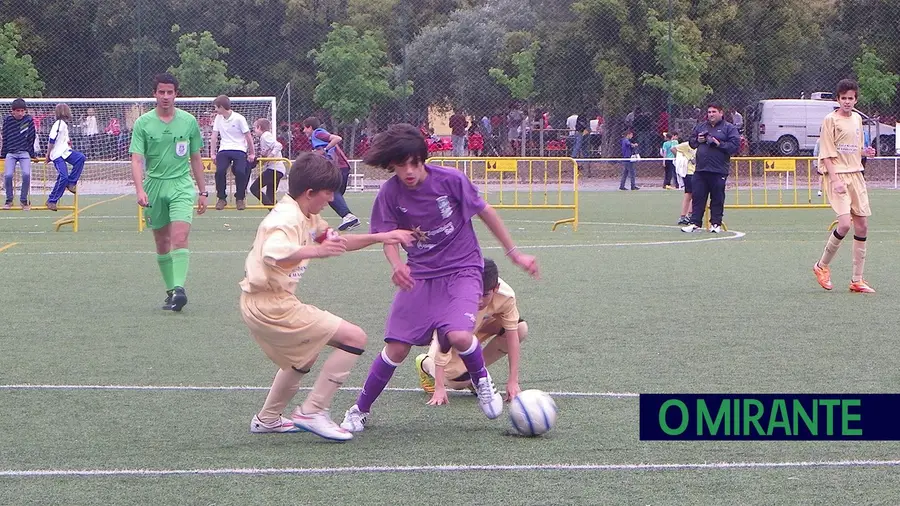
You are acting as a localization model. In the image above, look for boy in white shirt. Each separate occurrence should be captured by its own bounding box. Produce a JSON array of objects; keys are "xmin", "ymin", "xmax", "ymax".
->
[
  {"xmin": 45, "ymin": 103, "xmax": 86, "ymax": 211},
  {"xmin": 210, "ymin": 95, "xmax": 256, "ymax": 210}
]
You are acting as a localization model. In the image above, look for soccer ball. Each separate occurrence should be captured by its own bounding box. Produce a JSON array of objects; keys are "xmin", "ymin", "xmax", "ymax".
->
[{"xmin": 509, "ymin": 389, "xmax": 558, "ymax": 436}]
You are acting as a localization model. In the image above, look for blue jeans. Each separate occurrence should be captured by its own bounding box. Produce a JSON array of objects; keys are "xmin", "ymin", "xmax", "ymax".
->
[
  {"xmin": 4, "ymin": 151, "xmax": 32, "ymax": 203},
  {"xmin": 619, "ymin": 161, "xmax": 636, "ymax": 189},
  {"xmin": 451, "ymin": 135, "xmax": 465, "ymax": 157}
]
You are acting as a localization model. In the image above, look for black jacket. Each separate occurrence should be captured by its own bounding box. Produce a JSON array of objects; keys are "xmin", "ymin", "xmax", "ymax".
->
[{"xmin": 689, "ymin": 120, "xmax": 740, "ymax": 174}]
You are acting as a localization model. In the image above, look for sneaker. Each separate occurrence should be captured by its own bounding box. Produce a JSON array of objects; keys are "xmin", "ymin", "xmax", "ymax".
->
[
  {"xmin": 165, "ymin": 286, "xmax": 187, "ymax": 312},
  {"xmin": 66, "ymin": 184, "xmax": 77, "ymax": 194},
  {"xmin": 817, "ymin": 190, "xmax": 823, "ymax": 197},
  {"xmin": 250, "ymin": 414, "xmax": 302, "ymax": 434},
  {"xmin": 813, "ymin": 263, "xmax": 833, "ymax": 290},
  {"xmin": 162, "ymin": 289, "xmax": 175, "ymax": 310},
  {"xmin": 291, "ymin": 407, "xmax": 353, "ymax": 441},
  {"xmin": 630, "ymin": 187, "xmax": 640, "ymax": 190},
  {"xmin": 664, "ymin": 185, "xmax": 673, "ymax": 190},
  {"xmin": 46, "ymin": 201, "xmax": 58, "ymax": 211},
  {"xmin": 681, "ymin": 224, "xmax": 701, "ymax": 233},
  {"xmin": 709, "ymin": 224, "xmax": 722, "ymax": 234},
  {"xmin": 215, "ymin": 198, "xmax": 227, "ymax": 210},
  {"xmin": 2, "ymin": 201, "xmax": 10, "ymax": 210},
  {"xmin": 236, "ymin": 199, "xmax": 246, "ymax": 211},
  {"xmin": 473, "ymin": 371, "xmax": 503, "ymax": 419},
  {"xmin": 21, "ymin": 201, "xmax": 30, "ymax": 211},
  {"xmin": 340, "ymin": 404, "xmax": 370, "ymax": 433},
  {"xmin": 849, "ymin": 279, "xmax": 875, "ymax": 293},
  {"xmin": 677, "ymin": 216, "xmax": 690, "ymax": 225},
  {"xmin": 415, "ymin": 354, "xmax": 436, "ymax": 394},
  {"xmin": 338, "ymin": 213, "xmax": 360, "ymax": 231}
]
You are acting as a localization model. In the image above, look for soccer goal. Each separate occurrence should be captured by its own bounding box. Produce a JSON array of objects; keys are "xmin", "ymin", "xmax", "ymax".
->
[{"xmin": 0, "ymin": 96, "xmax": 277, "ymax": 196}]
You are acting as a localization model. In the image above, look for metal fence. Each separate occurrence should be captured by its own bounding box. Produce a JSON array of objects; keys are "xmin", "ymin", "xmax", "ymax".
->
[{"xmin": 2, "ymin": 0, "xmax": 899, "ymax": 170}]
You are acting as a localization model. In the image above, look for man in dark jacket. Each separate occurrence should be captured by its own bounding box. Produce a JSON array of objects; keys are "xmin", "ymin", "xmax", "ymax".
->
[
  {"xmin": 2, "ymin": 98, "xmax": 37, "ymax": 210},
  {"xmin": 681, "ymin": 102, "xmax": 741, "ymax": 233}
]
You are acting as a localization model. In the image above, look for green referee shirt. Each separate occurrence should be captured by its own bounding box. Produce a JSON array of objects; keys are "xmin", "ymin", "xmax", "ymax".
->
[{"xmin": 129, "ymin": 108, "xmax": 203, "ymax": 179}]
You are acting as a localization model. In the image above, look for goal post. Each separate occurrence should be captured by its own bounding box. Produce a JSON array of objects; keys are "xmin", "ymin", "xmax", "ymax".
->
[{"xmin": 0, "ymin": 96, "xmax": 277, "ymax": 198}]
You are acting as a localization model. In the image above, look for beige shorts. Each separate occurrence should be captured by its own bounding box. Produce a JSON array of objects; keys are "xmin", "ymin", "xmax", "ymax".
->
[
  {"xmin": 825, "ymin": 172, "xmax": 870, "ymax": 217},
  {"xmin": 240, "ymin": 291, "xmax": 342, "ymax": 371}
]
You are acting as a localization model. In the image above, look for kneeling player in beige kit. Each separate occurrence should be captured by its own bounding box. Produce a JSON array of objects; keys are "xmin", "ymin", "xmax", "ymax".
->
[{"xmin": 240, "ymin": 152, "xmax": 414, "ymax": 441}]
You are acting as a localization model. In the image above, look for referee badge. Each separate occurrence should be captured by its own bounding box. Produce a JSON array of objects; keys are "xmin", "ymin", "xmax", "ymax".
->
[{"xmin": 175, "ymin": 140, "xmax": 188, "ymax": 157}]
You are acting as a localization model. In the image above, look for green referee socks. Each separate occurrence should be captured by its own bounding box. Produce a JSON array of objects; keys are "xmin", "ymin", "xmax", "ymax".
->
[
  {"xmin": 156, "ymin": 253, "xmax": 175, "ymax": 291},
  {"xmin": 170, "ymin": 248, "xmax": 190, "ymax": 288}
]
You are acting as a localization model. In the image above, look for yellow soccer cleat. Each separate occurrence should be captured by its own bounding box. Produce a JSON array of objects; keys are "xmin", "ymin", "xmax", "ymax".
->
[
  {"xmin": 415, "ymin": 354, "xmax": 435, "ymax": 394},
  {"xmin": 849, "ymin": 280, "xmax": 875, "ymax": 293}
]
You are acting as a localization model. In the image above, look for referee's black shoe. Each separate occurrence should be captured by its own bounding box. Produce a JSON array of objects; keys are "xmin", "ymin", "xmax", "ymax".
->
[
  {"xmin": 162, "ymin": 290, "xmax": 174, "ymax": 310},
  {"xmin": 165, "ymin": 287, "xmax": 188, "ymax": 312}
]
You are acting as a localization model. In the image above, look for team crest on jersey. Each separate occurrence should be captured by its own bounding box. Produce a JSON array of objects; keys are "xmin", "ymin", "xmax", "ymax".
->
[
  {"xmin": 175, "ymin": 140, "xmax": 188, "ymax": 157},
  {"xmin": 436, "ymin": 196, "xmax": 452, "ymax": 218}
]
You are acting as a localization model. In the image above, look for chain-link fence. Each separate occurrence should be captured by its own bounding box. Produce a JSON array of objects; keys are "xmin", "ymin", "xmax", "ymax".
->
[{"xmin": 2, "ymin": 0, "xmax": 899, "ymax": 193}]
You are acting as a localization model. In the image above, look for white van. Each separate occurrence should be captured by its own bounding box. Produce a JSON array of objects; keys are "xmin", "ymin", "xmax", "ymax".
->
[{"xmin": 748, "ymin": 97, "xmax": 896, "ymax": 156}]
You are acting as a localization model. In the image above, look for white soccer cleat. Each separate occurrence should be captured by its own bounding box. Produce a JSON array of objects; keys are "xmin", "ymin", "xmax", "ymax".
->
[
  {"xmin": 681, "ymin": 224, "xmax": 701, "ymax": 233},
  {"xmin": 709, "ymin": 224, "xmax": 722, "ymax": 234},
  {"xmin": 249, "ymin": 414, "xmax": 303, "ymax": 434},
  {"xmin": 291, "ymin": 407, "xmax": 353, "ymax": 441},
  {"xmin": 339, "ymin": 404, "xmax": 370, "ymax": 432},
  {"xmin": 473, "ymin": 371, "xmax": 503, "ymax": 419}
]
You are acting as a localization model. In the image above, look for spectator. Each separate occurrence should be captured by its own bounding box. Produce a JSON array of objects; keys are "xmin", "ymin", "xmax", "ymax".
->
[
  {"xmin": 681, "ymin": 102, "xmax": 741, "ymax": 233},
  {"xmin": 248, "ymin": 118, "xmax": 286, "ymax": 207},
  {"xmin": 210, "ymin": 95, "xmax": 255, "ymax": 210},
  {"xmin": 449, "ymin": 110, "xmax": 467, "ymax": 157},
  {"xmin": 619, "ymin": 131, "xmax": 639, "ymax": 191},
  {"xmin": 45, "ymin": 103, "xmax": 86, "ymax": 211},
  {"xmin": 660, "ymin": 132, "xmax": 680, "ymax": 189},
  {"xmin": 2, "ymin": 98, "xmax": 36, "ymax": 210}
]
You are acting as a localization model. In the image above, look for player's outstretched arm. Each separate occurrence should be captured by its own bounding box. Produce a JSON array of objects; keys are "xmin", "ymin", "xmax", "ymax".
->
[
  {"xmin": 478, "ymin": 204, "xmax": 539, "ymax": 279},
  {"xmin": 272, "ymin": 241, "xmax": 347, "ymax": 269},
  {"xmin": 384, "ymin": 243, "xmax": 414, "ymax": 290},
  {"xmin": 343, "ymin": 230, "xmax": 415, "ymax": 252},
  {"xmin": 428, "ymin": 365, "xmax": 449, "ymax": 406},
  {"xmin": 504, "ymin": 328, "xmax": 522, "ymax": 401}
]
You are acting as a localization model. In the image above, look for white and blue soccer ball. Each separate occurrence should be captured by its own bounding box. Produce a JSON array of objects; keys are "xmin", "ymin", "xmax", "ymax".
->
[{"xmin": 509, "ymin": 389, "xmax": 558, "ymax": 436}]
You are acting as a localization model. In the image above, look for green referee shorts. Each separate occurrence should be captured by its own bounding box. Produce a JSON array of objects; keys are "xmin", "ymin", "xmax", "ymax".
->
[{"xmin": 143, "ymin": 176, "xmax": 196, "ymax": 230}]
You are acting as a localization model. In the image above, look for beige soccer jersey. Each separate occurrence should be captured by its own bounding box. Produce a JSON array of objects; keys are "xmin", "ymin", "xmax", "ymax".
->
[
  {"xmin": 431, "ymin": 278, "xmax": 520, "ymax": 370},
  {"xmin": 239, "ymin": 195, "xmax": 329, "ymax": 297},
  {"xmin": 817, "ymin": 111, "xmax": 865, "ymax": 174}
]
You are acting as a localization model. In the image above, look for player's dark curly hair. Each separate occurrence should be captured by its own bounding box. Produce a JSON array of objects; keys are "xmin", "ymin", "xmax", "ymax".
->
[
  {"xmin": 483, "ymin": 258, "xmax": 499, "ymax": 293},
  {"xmin": 363, "ymin": 123, "xmax": 429, "ymax": 171},
  {"xmin": 836, "ymin": 79, "xmax": 859, "ymax": 98},
  {"xmin": 153, "ymin": 72, "xmax": 179, "ymax": 93},
  {"xmin": 288, "ymin": 152, "xmax": 342, "ymax": 198}
]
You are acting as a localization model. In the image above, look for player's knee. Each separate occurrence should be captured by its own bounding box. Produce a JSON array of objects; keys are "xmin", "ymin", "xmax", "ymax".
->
[
  {"xmin": 445, "ymin": 331, "xmax": 473, "ymax": 349},
  {"xmin": 336, "ymin": 323, "xmax": 367, "ymax": 351},
  {"xmin": 517, "ymin": 321, "xmax": 529, "ymax": 343},
  {"xmin": 852, "ymin": 218, "xmax": 868, "ymax": 236},
  {"xmin": 383, "ymin": 342, "xmax": 411, "ymax": 364}
]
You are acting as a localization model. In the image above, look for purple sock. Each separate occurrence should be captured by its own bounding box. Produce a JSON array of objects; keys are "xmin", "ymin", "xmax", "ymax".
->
[
  {"xmin": 458, "ymin": 338, "xmax": 487, "ymax": 383},
  {"xmin": 356, "ymin": 352, "xmax": 397, "ymax": 413}
]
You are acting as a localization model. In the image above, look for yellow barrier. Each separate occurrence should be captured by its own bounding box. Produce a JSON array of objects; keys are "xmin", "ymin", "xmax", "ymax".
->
[
  {"xmin": 727, "ymin": 157, "xmax": 830, "ymax": 209},
  {"xmin": 137, "ymin": 157, "xmax": 290, "ymax": 232},
  {"xmin": 0, "ymin": 159, "xmax": 80, "ymax": 231},
  {"xmin": 426, "ymin": 157, "xmax": 579, "ymax": 231}
]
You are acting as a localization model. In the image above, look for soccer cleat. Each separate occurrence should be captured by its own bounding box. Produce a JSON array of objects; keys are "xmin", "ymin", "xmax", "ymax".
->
[
  {"xmin": 415, "ymin": 354, "xmax": 436, "ymax": 394},
  {"xmin": 165, "ymin": 286, "xmax": 188, "ymax": 312},
  {"xmin": 162, "ymin": 289, "xmax": 175, "ymax": 309},
  {"xmin": 338, "ymin": 213, "xmax": 360, "ymax": 231},
  {"xmin": 339, "ymin": 404, "xmax": 370, "ymax": 433},
  {"xmin": 473, "ymin": 371, "xmax": 503, "ymax": 419},
  {"xmin": 849, "ymin": 280, "xmax": 875, "ymax": 293},
  {"xmin": 813, "ymin": 262, "xmax": 833, "ymax": 290},
  {"xmin": 709, "ymin": 224, "xmax": 722, "ymax": 234},
  {"xmin": 250, "ymin": 414, "xmax": 303, "ymax": 434},
  {"xmin": 681, "ymin": 224, "xmax": 701, "ymax": 233},
  {"xmin": 291, "ymin": 407, "xmax": 353, "ymax": 441}
]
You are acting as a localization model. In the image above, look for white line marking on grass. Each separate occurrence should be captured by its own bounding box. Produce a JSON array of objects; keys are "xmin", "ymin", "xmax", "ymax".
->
[
  {"xmin": 3, "ymin": 460, "xmax": 900, "ymax": 478},
  {"xmin": 0, "ymin": 384, "xmax": 638, "ymax": 398},
  {"xmin": 1, "ymin": 228, "xmax": 745, "ymax": 256}
]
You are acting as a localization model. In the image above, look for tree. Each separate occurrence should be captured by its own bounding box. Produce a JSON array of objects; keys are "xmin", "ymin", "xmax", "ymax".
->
[
  {"xmin": 853, "ymin": 45, "xmax": 899, "ymax": 110},
  {"xmin": 167, "ymin": 25, "xmax": 258, "ymax": 96},
  {"xmin": 0, "ymin": 22, "xmax": 44, "ymax": 97},
  {"xmin": 308, "ymin": 23, "xmax": 411, "ymax": 124},
  {"xmin": 641, "ymin": 11, "xmax": 712, "ymax": 107},
  {"xmin": 489, "ymin": 39, "xmax": 539, "ymax": 102}
]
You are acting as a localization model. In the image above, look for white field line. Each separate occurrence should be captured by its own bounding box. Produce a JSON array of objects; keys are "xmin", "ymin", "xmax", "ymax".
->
[
  {"xmin": 1, "ymin": 228, "xmax": 746, "ymax": 256},
  {"xmin": 0, "ymin": 384, "xmax": 638, "ymax": 398},
  {"xmin": 2, "ymin": 460, "xmax": 900, "ymax": 478}
]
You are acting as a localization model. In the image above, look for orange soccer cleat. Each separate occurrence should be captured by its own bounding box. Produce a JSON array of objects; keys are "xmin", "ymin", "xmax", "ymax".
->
[{"xmin": 813, "ymin": 262, "xmax": 833, "ymax": 290}]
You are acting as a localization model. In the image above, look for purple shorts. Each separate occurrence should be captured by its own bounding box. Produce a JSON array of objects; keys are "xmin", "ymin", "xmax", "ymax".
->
[{"xmin": 384, "ymin": 267, "xmax": 483, "ymax": 349}]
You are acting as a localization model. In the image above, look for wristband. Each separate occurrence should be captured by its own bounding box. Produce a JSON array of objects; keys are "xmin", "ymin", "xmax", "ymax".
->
[{"xmin": 199, "ymin": 191, "xmax": 209, "ymax": 197}]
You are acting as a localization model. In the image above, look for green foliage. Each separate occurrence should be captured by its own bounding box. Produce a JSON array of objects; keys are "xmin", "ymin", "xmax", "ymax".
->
[
  {"xmin": 167, "ymin": 25, "xmax": 258, "ymax": 97},
  {"xmin": 489, "ymin": 40, "xmax": 539, "ymax": 102},
  {"xmin": 308, "ymin": 23, "xmax": 411, "ymax": 124},
  {"xmin": 641, "ymin": 10, "xmax": 712, "ymax": 107},
  {"xmin": 853, "ymin": 45, "xmax": 899, "ymax": 109},
  {"xmin": 0, "ymin": 22, "xmax": 44, "ymax": 97}
]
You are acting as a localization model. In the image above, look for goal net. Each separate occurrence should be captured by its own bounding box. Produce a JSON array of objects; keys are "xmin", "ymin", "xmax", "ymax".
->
[{"xmin": 0, "ymin": 97, "xmax": 276, "ymax": 195}]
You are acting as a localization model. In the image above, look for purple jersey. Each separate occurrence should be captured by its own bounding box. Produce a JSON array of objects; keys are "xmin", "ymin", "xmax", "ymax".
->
[{"xmin": 370, "ymin": 164, "xmax": 487, "ymax": 279}]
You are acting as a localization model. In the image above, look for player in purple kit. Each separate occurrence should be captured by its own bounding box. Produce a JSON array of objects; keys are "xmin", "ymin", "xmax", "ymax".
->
[{"xmin": 340, "ymin": 123, "xmax": 539, "ymax": 433}]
